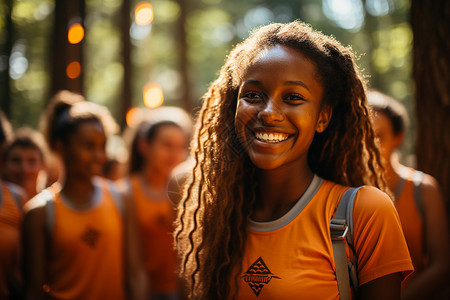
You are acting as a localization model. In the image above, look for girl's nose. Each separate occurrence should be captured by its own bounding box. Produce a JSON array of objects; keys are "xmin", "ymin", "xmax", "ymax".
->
[{"xmin": 257, "ymin": 100, "xmax": 285, "ymax": 124}]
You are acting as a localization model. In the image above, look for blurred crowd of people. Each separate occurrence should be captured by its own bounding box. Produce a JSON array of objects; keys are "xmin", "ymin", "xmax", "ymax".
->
[{"xmin": 1, "ymin": 90, "xmax": 192, "ymax": 299}]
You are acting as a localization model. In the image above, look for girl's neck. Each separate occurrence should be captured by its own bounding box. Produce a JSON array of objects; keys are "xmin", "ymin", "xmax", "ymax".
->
[
  {"xmin": 61, "ymin": 175, "xmax": 95, "ymax": 206},
  {"xmin": 253, "ymin": 162, "xmax": 314, "ymax": 222},
  {"xmin": 385, "ymin": 154, "xmax": 405, "ymax": 193},
  {"xmin": 140, "ymin": 169, "xmax": 168, "ymax": 192}
]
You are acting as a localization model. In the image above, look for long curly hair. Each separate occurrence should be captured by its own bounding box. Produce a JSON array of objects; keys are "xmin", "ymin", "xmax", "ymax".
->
[{"xmin": 175, "ymin": 21, "xmax": 386, "ymax": 299}]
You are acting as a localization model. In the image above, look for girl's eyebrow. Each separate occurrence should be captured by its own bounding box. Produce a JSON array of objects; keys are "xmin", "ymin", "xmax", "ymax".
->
[
  {"xmin": 242, "ymin": 79, "xmax": 262, "ymax": 85},
  {"xmin": 285, "ymin": 81, "xmax": 310, "ymax": 92},
  {"xmin": 242, "ymin": 79, "xmax": 310, "ymax": 92}
]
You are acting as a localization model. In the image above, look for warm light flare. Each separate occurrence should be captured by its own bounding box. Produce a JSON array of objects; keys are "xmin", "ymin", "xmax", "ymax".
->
[
  {"xmin": 126, "ymin": 107, "xmax": 141, "ymax": 127},
  {"xmin": 66, "ymin": 61, "xmax": 81, "ymax": 79},
  {"xmin": 143, "ymin": 83, "xmax": 164, "ymax": 108},
  {"xmin": 68, "ymin": 23, "xmax": 85, "ymax": 44},
  {"xmin": 135, "ymin": 2, "xmax": 154, "ymax": 26}
]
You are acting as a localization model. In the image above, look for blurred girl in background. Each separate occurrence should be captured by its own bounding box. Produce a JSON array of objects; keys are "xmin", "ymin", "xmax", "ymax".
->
[
  {"xmin": 0, "ymin": 110, "xmax": 26, "ymax": 299},
  {"xmin": 22, "ymin": 92, "xmax": 145, "ymax": 300},
  {"xmin": 2, "ymin": 127, "xmax": 47, "ymax": 200},
  {"xmin": 120, "ymin": 119, "xmax": 188, "ymax": 300},
  {"xmin": 368, "ymin": 90, "xmax": 450, "ymax": 300}
]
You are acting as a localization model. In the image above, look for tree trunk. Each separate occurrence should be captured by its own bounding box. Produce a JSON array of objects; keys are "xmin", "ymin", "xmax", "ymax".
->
[
  {"xmin": 120, "ymin": 0, "xmax": 132, "ymax": 129},
  {"xmin": 50, "ymin": 0, "xmax": 85, "ymax": 100},
  {"xmin": 0, "ymin": 0, "xmax": 13, "ymax": 116},
  {"xmin": 411, "ymin": 1, "xmax": 450, "ymax": 206},
  {"xmin": 176, "ymin": 0, "xmax": 193, "ymax": 112}
]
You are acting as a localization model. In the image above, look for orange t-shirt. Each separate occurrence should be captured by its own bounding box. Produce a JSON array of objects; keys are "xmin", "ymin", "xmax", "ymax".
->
[
  {"xmin": 394, "ymin": 169, "xmax": 425, "ymax": 286},
  {"xmin": 126, "ymin": 174, "xmax": 178, "ymax": 293},
  {"xmin": 231, "ymin": 175, "xmax": 413, "ymax": 300},
  {"xmin": 0, "ymin": 181, "xmax": 23, "ymax": 298},
  {"xmin": 44, "ymin": 178, "xmax": 125, "ymax": 300}
]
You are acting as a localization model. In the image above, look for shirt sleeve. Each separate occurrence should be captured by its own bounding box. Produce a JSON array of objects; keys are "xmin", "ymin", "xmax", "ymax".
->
[{"xmin": 352, "ymin": 186, "xmax": 414, "ymax": 286}]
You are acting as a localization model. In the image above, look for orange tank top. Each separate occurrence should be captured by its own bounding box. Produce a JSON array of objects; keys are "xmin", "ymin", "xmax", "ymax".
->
[
  {"xmin": 128, "ymin": 174, "xmax": 178, "ymax": 293},
  {"xmin": 230, "ymin": 176, "xmax": 413, "ymax": 300},
  {"xmin": 0, "ymin": 181, "xmax": 23, "ymax": 297},
  {"xmin": 45, "ymin": 178, "xmax": 125, "ymax": 300},
  {"xmin": 394, "ymin": 169, "xmax": 425, "ymax": 287}
]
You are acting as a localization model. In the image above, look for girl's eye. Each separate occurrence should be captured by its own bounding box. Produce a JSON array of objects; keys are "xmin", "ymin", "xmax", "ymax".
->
[
  {"xmin": 242, "ymin": 92, "xmax": 262, "ymax": 103},
  {"xmin": 284, "ymin": 94, "xmax": 305, "ymax": 103}
]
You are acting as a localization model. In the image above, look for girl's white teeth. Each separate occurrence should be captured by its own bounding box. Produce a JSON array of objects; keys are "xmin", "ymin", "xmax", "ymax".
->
[{"xmin": 255, "ymin": 132, "xmax": 289, "ymax": 143}]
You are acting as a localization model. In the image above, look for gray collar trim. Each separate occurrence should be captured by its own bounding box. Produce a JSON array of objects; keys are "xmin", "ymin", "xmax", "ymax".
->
[
  {"xmin": 248, "ymin": 174, "xmax": 323, "ymax": 232},
  {"xmin": 59, "ymin": 178, "xmax": 102, "ymax": 211}
]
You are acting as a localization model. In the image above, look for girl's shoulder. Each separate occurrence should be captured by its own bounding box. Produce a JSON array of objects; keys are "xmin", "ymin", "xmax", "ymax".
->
[
  {"xmin": 23, "ymin": 184, "xmax": 61, "ymax": 215},
  {"xmin": 353, "ymin": 185, "xmax": 395, "ymax": 213},
  {"xmin": 322, "ymin": 179, "xmax": 393, "ymax": 211}
]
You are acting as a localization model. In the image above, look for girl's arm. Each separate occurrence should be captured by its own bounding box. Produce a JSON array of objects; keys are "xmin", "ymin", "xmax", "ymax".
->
[
  {"xmin": 22, "ymin": 204, "xmax": 46, "ymax": 300},
  {"xmin": 123, "ymin": 193, "xmax": 148, "ymax": 300},
  {"xmin": 401, "ymin": 175, "xmax": 450, "ymax": 300},
  {"xmin": 359, "ymin": 272, "xmax": 402, "ymax": 300},
  {"xmin": 352, "ymin": 186, "xmax": 413, "ymax": 300}
]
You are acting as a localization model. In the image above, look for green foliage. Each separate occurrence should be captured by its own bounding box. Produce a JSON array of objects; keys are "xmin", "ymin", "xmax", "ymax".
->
[{"xmin": 0, "ymin": 0, "xmax": 52, "ymax": 129}]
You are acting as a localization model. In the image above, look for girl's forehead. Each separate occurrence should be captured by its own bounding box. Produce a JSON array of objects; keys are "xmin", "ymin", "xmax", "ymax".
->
[
  {"xmin": 72, "ymin": 120, "xmax": 105, "ymax": 136},
  {"xmin": 244, "ymin": 45, "xmax": 313, "ymax": 73},
  {"xmin": 241, "ymin": 45, "xmax": 319, "ymax": 81}
]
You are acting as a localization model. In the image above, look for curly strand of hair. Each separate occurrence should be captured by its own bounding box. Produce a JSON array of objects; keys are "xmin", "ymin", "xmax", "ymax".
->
[
  {"xmin": 184, "ymin": 79, "xmax": 236, "ymax": 299},
  {"xmin": 201, "ymin": 109, "xmax": 241, "ymax": 298},
  {"xmin": 189, "ymin": 127, "xmax": 217, "ymax": 298},
  {"xmin": 361, "ymin": 99, "xmax": 388, "ymax": 192},
  {"xmin": 209, "ymin": 165, "xmax": 246, "ymax": 298},
  {"xmin": 187, "ymin": 163, "xmax": 212, "ymax": 298},
  {"xmin": 175, "ymin": 92, "xmax": 214, "ymax": 298},
  {"xmin": 174, "ymin": 105, "xmax": 204, "ymax": 247}
]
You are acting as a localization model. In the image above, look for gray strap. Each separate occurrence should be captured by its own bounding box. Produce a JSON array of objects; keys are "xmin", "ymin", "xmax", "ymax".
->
[
  {"xmin": 394, "ymin": 176, "xmax": 407, "ymax": 200},
  {"xmin": 412, "ymin": 171, "xmax": 424, "ymax": 221},
  {"xmin": 107, "ymin": 180, "xmax": 124, "ymax": 216},
  {"xmin": 43, "ymin": 189, "xmax": 55, "ymax": 243},
  {"xmin": 5, "ymin": 182, "xmax": 23, "ymax": 211},
  {"xmin": 331, "ymin": 187, "xmax": 362, "ymax": 300}
]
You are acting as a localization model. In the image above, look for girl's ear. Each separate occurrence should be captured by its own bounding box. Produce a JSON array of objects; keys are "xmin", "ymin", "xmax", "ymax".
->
[{"xmin": 316, "ymin": 105, "xmax": 332, "ymax": 133}]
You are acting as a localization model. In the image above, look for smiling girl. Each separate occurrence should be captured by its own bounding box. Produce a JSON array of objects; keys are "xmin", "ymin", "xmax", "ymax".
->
[{"xmin": 175, "ymin": 21, "xmax": 413, "ymax": 300}]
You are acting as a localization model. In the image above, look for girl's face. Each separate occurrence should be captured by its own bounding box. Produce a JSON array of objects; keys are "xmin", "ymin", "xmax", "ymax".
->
[
  {"xmin": 3, "ymin": 146, "xmax": 44, "ymax": 193},
  {"xmin": 61, "ymin": 120, "xmax": 107, "ymax": 180},
  {"xmin": 234, "ymin": 45, "xmax": 331, "ymax": 171},
  {"xmin": 141, "ymin": 125, "xmax": 188, "ymax": 177},
  {"xmin": 372, "ymin": 111, "xmax": 403, "ymax": 163}
]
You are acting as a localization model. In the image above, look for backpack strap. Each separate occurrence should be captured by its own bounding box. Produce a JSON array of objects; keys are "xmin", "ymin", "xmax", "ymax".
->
[
  {"xmin": 5, "ymin": 182, "xmax": 24, "ymax": 211},
  {"xmin": 42, "ymin": 189, "xmax": 56, "ymax": 244},
  {"xmin": 393, "ymin": 176, "xmax": 407, "ymax": 200},
  {"xmin": 331, "ymin": 187, "xmax": 362, "ymax": 300},
  {"xmin": 412, "ymin": 170, "xmax": 424, "ymax": 221},
  {"xmin": 106, "ymin": 179, "xmax": 124, "ymax": 217}
]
